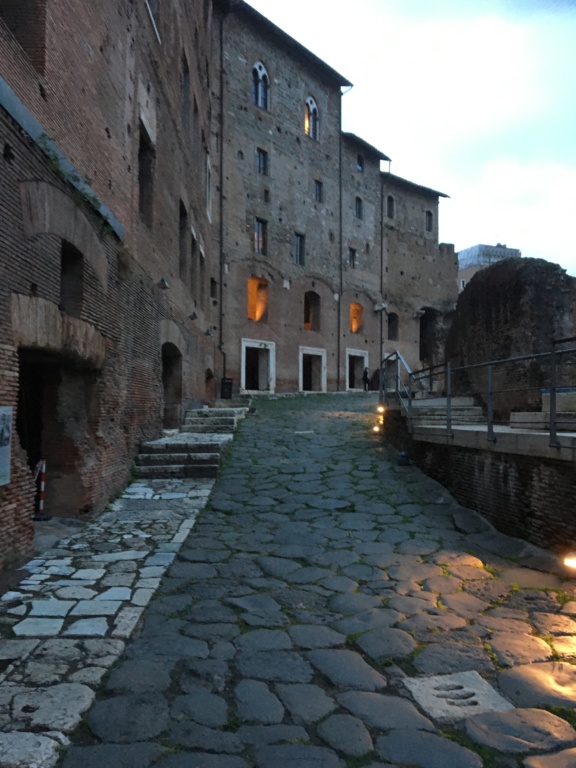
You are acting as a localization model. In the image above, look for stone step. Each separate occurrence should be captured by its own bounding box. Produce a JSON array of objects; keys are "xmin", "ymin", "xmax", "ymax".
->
[
  {"xmin": 140, "ymin": 441, "xmax": 226, "ymax": 454},
  {"xmin": 411, "ymin": 397, "xmax": 476, "ymax": 408},
  {"xmin": 181, "ymin": 423, "xmax": 236, "ymax": 434},
  {"xmin": 134, "ymin": 464, "xmax": 219, "ymax": 479},
  {"xmin": 510, "ymin": 411, "xmax": 576, "ymax": 431},
  {"xmin": 135, "ymin": 452, "xmax": 220, "ymax": 466},
  {"xmin": 185, "ymin": 408, "xmax": 247, "ymax": 418}
]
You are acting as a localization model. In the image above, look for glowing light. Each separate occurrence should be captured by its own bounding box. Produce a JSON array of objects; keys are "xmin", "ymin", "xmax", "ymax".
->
[
  {"xmin": 372, "ymin": 425, "xmax": 380, "ymax": 432},
  {"xmin": 377, "ymin": 405, "xmax": 385, "ymax": 413},
  {"xmin": 564, "ymin": 553, "xmax": 576, "ymax": 569}
]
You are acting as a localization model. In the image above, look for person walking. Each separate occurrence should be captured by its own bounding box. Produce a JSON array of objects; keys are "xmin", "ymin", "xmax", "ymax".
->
[{"xmin": 362, "ymin": 367, "xmax": 370, "ymax": 391}]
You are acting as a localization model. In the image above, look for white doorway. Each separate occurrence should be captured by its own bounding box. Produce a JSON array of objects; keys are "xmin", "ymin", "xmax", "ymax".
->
[
  {"xmin": 241, "ymin": 338, "xmax": 276, "ymax": 392},
  {"xmin": 299, "ymin": 346, "xmax": 326, "ymax": 392},
  {"xmin": 346, "ymin": 348, "xmax": 368, "ymax": 390}
]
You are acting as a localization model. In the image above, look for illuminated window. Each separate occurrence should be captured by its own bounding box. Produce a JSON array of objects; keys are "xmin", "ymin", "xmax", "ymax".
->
[
  {"xmin": 256, "ymin": 147, "xmax": 268, "ymax": 175},
  {"xmin": 252, "ymin": 62, "xmax": 270, "ymax": 110},
  {"xmin": 304, "ymin": 291, "xmax": 320, "ymax": 331},
  {"xmin": 356, "ymin": 154, "xmax": 364, "ymax": 172},
  {"xmin": 304, "ymin": 97, "xmax": 319, "ymax": 141},
  {"xmin": 293, "ymin": 233, "xmax": 305, "ymax": 266},
  {"xmin": 387, "ymin": 195, "xmax": 395, "ymax": 218},
  {"xmin": 425, "ymin": 210, "xmax": 433, "ymax": 232},
  {"xmin": 254, "ymin": 218, "xmax": 267, "ymax": 255},
  {"xmin": 355, "ymin": 197, "xmax": 363, "ymax": 219},
  {"xmin": 350, "ymin": 302, "xmax": 363, "ymax": 333},
  {"xmin": 247, "ymin": 277, "xmax": 269, "ymax": 322},
  {"xmin": 387, "ymin": 312, "xmax": 399, "ymax": 341}
]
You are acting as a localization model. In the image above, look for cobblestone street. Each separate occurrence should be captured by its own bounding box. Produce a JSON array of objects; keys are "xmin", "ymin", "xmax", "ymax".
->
[{"xmin": 2, "ymin": 393, "xmax": 576, "ymax": 768}]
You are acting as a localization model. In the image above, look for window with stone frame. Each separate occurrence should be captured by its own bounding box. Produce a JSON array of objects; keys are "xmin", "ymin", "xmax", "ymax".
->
[
  {"xmin": 304, "ymin": 97, "xmax": 319, "ymax": 141},
  {"xmin": 355, "ymin": 197, "xmax": 363, "ymax": 219},
  {"xmin": 293, "ymin": 233, "xmax": 305, "ymax": 266},
  {"xmin": 252, "ymin": 62, "xmax": 270, "ymax": 110},
  {"xmin": 254, "ymin": 218, "xmax": 267, "ymax": 255},
  {"xmin": 256, "ymin": 147, "xmax": 269, "ymax": 176}
]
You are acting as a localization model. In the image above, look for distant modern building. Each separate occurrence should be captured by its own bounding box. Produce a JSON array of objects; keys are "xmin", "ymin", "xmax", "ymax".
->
[{"xmin": 458, "ymin": 243, "xmax": 522, "ymax": 291}]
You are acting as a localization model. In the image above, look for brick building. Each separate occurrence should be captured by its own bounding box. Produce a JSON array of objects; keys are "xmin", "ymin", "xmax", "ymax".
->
[{"xmin": 0, "ymin": 0, "xmax": 456, "ymax": 567}]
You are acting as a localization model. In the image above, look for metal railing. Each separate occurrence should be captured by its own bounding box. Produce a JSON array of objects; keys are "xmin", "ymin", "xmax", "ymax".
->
[{"xmin": 380, "ymin": 339, "xmax": 576, "ymax": 448}]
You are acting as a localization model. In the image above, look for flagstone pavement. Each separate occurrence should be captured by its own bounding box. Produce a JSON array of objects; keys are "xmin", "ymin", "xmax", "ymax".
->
[{"xmin": 2, "ymin": 393, "xmax": 576, "ymax": 768}]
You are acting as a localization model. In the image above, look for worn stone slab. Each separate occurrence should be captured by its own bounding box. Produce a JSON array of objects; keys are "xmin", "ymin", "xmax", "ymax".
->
[
  {"xmin": 307, "ymin": 649, "xmax": 387, "ymax": 691},
  {"xmin": 235, "ymin": 680, "xmax": 284, "ymax": 723},
  {"xmin": 551, "ymin": 636, "xmax": 576, "ymax": 656},
  {"xmin": 234, "ymin": 629, "xmax": 292, "ymax": 652},
  {"xmin": 154, "ymin": 753, "xmax": 248, "ymax": 768},
  {"xmin": 329, "ymin": 593, "xmax": 383, "ymax": 614},
  {"xmin": 332, "ymin": 608, "xmax": 404, "ymax": 635},
  {"xmin": 0, "ymin": 731, "xmax": 64, "ymax": 768},
  {"xmin": 404, "ymin": 670, "xmax": 514, "ymax": 723},
  {"xmin": 12, "ymin": 618, "xmax": 64, "ymax": 636},
  {"xmin": 55, "ymin": 587, "xmax": 98, "ymax": 600},
  {"xmin": 338, "ymin": 691, "xmax": 435, "ymax": 731},
  {"xmin": 236, "ymin": 724, "xmax": 309, "ymax": 746},
  {"xmin": 413, "ymin": 641, "xmax": 495, "ymax": 675},
  {"xmin": 0, "ymin": 639, "xmax": 39, "ymax": 660},
  {"xmin": 61, "ymin": 743, "xmax": 165, "ymax": 768},
  {"xmin": 236, "ymin": 651, "xmax": 313, "ymax": 683},
  {"xmin": 288, "ymin": 625, "xmax": 345, "ymax": 649},
  {"xmin": 29, "ymin": 600, "xmax": 75, "ymax": 617},
  {"xmin": 12, "ymin": 683, "xmax": 95, "ymax": 731},
  {"xmin": 254, "ymin": 744, "xmax": 345, "ymax": 768},
  {"xmin": 356, "ymin": 627, "xmax": 416, "ymax": 661},
  {"xmin": 168, "ymin": 721, "xmax": 244, "ymax": 754},
  {"xmin": 72, "ymin": 569, "xmax": 106, "ymax": 580},
  {"xmin": 524, "ymin": 748, "xmax": 576, "ymax": 767},
  {"xmin": 63, "ymin": 618, "xmax": 109, "ymax": 637},
  {"xmin": 95, "ymin": 587, "xmax": 132, "ymax": 601},
  {"xmin": 498, "ymin": 662, "xmax": 576, "ymax": 707},
  {"xmin": 70, "ymin": 601, "xmax": 121, "ymax": 617},
  {"xmin": 376, "ymin": 729, "xmax": 483, "ymax": 768},
  {"xmin": 465, "ymin": 707, "xmax": 576, "ymax": 753},
  {"xmin": 106, "ymin": 660, "xmax": 173, "ymax": 693},
  {"xmin": 387, "ymin": 562, "xmax": 444, "ymax": 581},
  {"xmin": 171, "ymin": 688, "xmax": 228, "ymax": 727},
  {"xmin": 88, "ymin": 693, "xmax": 169, "ymax": 743},
  {"xmin": 489, "ymin": 633, "xmax": 553, "ymax": 667},
  {"xmin": 439, "ymin": 592, "xmax": 491, "ymax": 616},
  {"xmin": 317, "ymin": 713, "xmax": 373, "ymax": 757},
  {"xmin": 397, "ymin": 612, "xmax": 468, "ymax": 633},
  {"xmin": 276, "ymin": 683, "xmax": 337, "ymax": 724},
  {"xmin": 531, "ymin": 613, "xmax": 576, "ymax": 636}
]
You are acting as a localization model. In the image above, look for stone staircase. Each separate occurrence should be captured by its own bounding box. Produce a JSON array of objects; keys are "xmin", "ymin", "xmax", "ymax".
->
[
  {"xmin": 133, "ymin": 406, "xmax": 248, "ymax": 479},
  {"xmin": 410, "ymin": 396, "xmax": 484, "ymax": 427}
]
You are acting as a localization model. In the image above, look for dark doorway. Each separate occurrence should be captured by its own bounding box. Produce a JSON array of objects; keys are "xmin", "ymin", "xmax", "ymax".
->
[
  {"xmin": 162, "ymin": 343, "xmax": 183, "ymax": 428},
  {"xmin": 419, "ymin": 308, "xmax": 441, "ymax": 364},
  {"xmin": 245, "ymin": 347, "xmax": 260, "ymax": 390},
  {"xmin": 348, "ymin": 355, "xmax": 365, "ymax": 389},
  {"xmin": 302, "ymin": 353, "xmax": 322, "ymax": 391}
]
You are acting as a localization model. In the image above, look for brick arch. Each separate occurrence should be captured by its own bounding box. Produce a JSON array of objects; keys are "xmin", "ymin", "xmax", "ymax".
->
[
  {"xmin": 19, "ymin": 181, "xmax": 108, "ymax": 292},
  {"xmin": 159, "ymin": 319, "xmax": 185, "ymax": 354}
]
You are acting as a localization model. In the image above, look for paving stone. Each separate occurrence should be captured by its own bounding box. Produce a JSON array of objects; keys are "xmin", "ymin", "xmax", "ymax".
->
[
  {"xmin": 438, "ymin": 592, "xmax": 490, "ymax": 616},
  {"xmin": 236, "ymin": 724, "xmax": 309, "ymax": 746},
  {"xmin": 12, "ymin": 618, "xmax": 65, "ymax": 636},
  {"xmin": 288, "ymin": 625, "xmax": 345, "ymax": 649},
  {"xmin": 355, "ymin": 627, "xmax": 416, "ymax": 661},
  {"xmin": 254, "ymin": 744, "xmax": 345, "ymax": 768},
  {"xmin": 0, "ymin": 731, "xmax": 64, "ymax": 768},
  {"xmin": 531, "ymin": 613, "xmax": 576, "ymax": 636},
  {"xmin": 387, "ymin": 563, "xmax": 444, "ymax": 581},
  {"xmin": 317, "ymin": 713, "xmax": 373, "ymax": 756},
  {"xmin": 126, "ymin": 635, "xmax": 209, "ymax": 660},
  {"xmin": 72, "ymin": 569, "xmax": 106, "ymax": 580},
  {"xmin": 376, "ymin": 729, "xmax": 483, "ymax": 768},
  {"xmin": 171, "ymin": 687, "xmax": 229, "ymax": 726},
  {"xmin": 465, "ymin": 707, "xmax": 576, "ymax": 753},
  {"xmin": 413, "ymin": 641, "xmax": 495, "ymax": 675},
  {"xmin": 55, "ymin": 587, "xmax": 98, "ymax": 600},
  {"xmin": 112, "ymin": 606, "xmax": 145, "ymax": 638},
  {"xmin": 446, "ymin": 564, "xmax": 494, "ymax": 580},
  {"xmin": 387, "ymin": 593, "xmax": 438, "ymax": 613},
  {"xmin": 404, "ymin": 670, "xmax": 514, "ymax": 723},
  {"xmin": 422, "ymin": 575, "xmax": 463, "ymax": 594},
  {"xmin": 12, "ymin": 683, "xmax": 95, "ymax": 731},
  {"xmin": 332, "ymin": 608, "xmax": 404, "ymax": 634},
  {"xmin": 524, "ymin": 748, "xmax": 576, "ymax": 767},
  {"xmin": 233, "ymin": 629, "xmax": 292, "ymax": 652},
  {"xmin": 236, "ymin": 651, "xmax": 314, "ymax": 682},
  {"xmin": 61, "ymin": 743, "xmax": 165, "ymax": 768},
  {"xmin": 307, "ymin": 649, "xmax": 387, "ymax": 690},
  {"xmin": 29, "ymin": 600, "xmax": 76, "ymax": 617},
  {"xmin": 105, "ymin": 659, "xmax": 173, "ymax": 693},
  {"xmin": 397, "ymin": 612, "xmax": 468, "ymax": 633},
  {"xmin": 489, "ymin": 632, "xmax": 553, "ymax": 667},
  {"xmin": 169, "ymin": 721, "xmax": 244, "ymax": 753},
  {"xmin": 499, "ymin": 567, "xmax": 563, "ymax": 589},
  {"xmin": 70, "ymin": 600, "xmax": 121, "ymax": 617},
  {"xmin": 88, "ymin": 693, "xmax": 169, "ymax": 742},
  {"xmin": 235, "ymin": 679, "xmax": 284, "ymax": 723},
  {"xmin": 95, "ymin": 587, "xmax": 132, "ymax": 601},
  {"xmin": 329, "ymin": 593, "xmax": 384, "ymax": 614},
  {"xmin": 498, "ymin": 662, "xmax": 576, "ymax": 707},
  {"xmin": 338, "ymin": 691, "xmax": 436, "ymax": 731},
  {"xmin": 275, "ymin": 683, "xmax": 337, "ymax": 724},
  {"xmin": 551, "ymin": 636, "xmax": 576, "ymax": 656},
  {"xmin": 63, "ymin": 618, "xmax": 109, "ymax": 637},
  {"xmin": 0, "ymin": 639, "xmax": 39, "ymax": 660}
]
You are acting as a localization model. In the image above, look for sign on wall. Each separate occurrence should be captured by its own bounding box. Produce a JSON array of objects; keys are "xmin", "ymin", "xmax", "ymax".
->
[{"xmin": 0, "ymin": 406, "xmax": 13, "ymax": 486}]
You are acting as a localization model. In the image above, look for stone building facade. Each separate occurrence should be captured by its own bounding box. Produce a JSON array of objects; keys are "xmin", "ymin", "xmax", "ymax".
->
[{"xmin": 0, "ymin": 0, "xmax": 456, "ymax": 566}]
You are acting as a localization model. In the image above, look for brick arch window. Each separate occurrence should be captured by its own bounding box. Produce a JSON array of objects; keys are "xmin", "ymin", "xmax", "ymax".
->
[
  {"xmin": 304, "ymin": 291, "xmax": 320, "ymax": 331},
  {"xmin": 252, "ymin": 61, "xmax": 270, "ymax": 110},
  {"xmin": 247, "ymin": 276, "xmax": 269, "ymax": 323},
  {"xmin": 350, "ymin": 302, "xmax": 363, "ymax": 334},
  {"xmin": 304, "ymin": 96, "xmax": 319, "ymax": 141},
  {"xmin": 60, "ymin": 240, "xmax": 84, "ymax": 318},
  {"xmin": 387, "ymin": 312, "xmax": 399, "ymax": 341},
  {"xmin": 425, "ymin": 210, "xmax": 433, "ymax": 232}
]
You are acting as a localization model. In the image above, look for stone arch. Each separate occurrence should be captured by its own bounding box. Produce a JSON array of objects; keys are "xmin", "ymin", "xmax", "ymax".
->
[
  {"xmin": 159, "ymin": 320, "xmax": 185, "ymax": 429},
  {"xmin": 19, "ymin": 181, "xmax": 108, "ymax": 292}
]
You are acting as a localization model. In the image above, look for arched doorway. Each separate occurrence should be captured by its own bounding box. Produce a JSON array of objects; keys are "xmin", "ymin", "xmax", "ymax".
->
[{"xmin": 161, "ymin": 342, "xmax": 183, "ymax": 428}]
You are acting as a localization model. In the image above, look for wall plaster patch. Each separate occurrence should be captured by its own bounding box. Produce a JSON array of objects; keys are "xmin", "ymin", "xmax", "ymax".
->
[{"xmin": 403, "ymin": 671, "xmax": 515, "ymax": 724}]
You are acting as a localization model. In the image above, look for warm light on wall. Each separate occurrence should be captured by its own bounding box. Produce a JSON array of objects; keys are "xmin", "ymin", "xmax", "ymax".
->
[
  {"xmin": 248, "ymin": 277, "xmax": 269, "ymax": 322},
  {"xmin": 564, "ymin": 553, "xmax": 576, "ymax": 569},
  {"xmin": 350, "ymin": 302, "xmax": 363, "ymax": 333}
]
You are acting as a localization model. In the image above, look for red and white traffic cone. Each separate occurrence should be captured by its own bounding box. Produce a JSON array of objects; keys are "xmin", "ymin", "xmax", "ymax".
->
[{"xmin": 33, "ymin": 459, "xmax": 52, "ymax": 521}]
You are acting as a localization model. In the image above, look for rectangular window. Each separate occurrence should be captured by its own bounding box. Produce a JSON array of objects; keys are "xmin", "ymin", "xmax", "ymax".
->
[
  {"xmin": 138, "ymin": 121, "xmax": 155, "ymax": 227},
  {"xmin": 210, "ymin": 277, "xmax": 218, "ymax": 300},
  {"xmin": 256, "ymin": 148, "xmax": 268, "ymax": 176},
  {"xmin": 255, "ymin": 218, "xmax": 267, "ymax": 255},
  {"xmin": 190, "ymin": 231, "xmax": 198, "ymax": 297},
  {"xmin": 355, "ymin": 197, "xmax": 363, "ymax": 219},
  {"xmin": 181, "ymin": 53, "xmax": 191, "ymax": 140},
  {"xmin": 206, "ymin": 153, "xmax": 212, "ymax": 220},
  {"xmin": 293, "ymin": 233, "xmax": 305, "ymax": 266},
  {"xmin": 0, "ymin": 0, "xmax": 47, "ymax": 73},
  {"xmin": 314, "ymin": 180, "xmax": 323, "ymax": 202},
  {"xmin": 179, "ymin": 201, "xmax": 188, "ymax": 279},
  {"xmin": 348, "ymin": 248, "xmax": 357, "ymax": 269}
]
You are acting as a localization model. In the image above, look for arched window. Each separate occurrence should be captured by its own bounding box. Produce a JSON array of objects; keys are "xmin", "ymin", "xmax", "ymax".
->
[
  {"xmin": 387, "ymin": 312, "xmax": 399, "ymax": 341},
  {"xmin": 247, "ymin": 276, "xmax": 269, "ymax": 323},
  {"xmin": 386, "ymin": 195, "xmax": 395, "ymax": 219},
  {"xmin": 252, "ymin": 62, "xmax": 270, "ymax": 110},
  {"xmin": 304, "ymin": 291, "xmax": 320, "ymax": 331},
  {"xmin": 304, "ymin": 96, "xmax": 319, "ymax": 141},
  {"xmin": 350, "ymin": 302, "xmax": 363, "ymax": 334},
  {"xmin": 425, "ymin": 210, "xmax": 433, "ymax": 232},
  {"xmin": 60, "ymin": 240, "xmax": 84, "ymax": 318}
]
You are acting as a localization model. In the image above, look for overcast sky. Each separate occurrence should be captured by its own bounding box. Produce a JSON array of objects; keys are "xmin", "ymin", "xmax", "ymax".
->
[{"xmin": 245, "ymin": 0, "xmax": 576, "ymax": 275}]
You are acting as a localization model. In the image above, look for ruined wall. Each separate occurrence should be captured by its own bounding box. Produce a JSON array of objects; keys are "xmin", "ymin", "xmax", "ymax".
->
[{"xmin": 446, "ymin": 258, "xmax": 576, "ymax": 415}]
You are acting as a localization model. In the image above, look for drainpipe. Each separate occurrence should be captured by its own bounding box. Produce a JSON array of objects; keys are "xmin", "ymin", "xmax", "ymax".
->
[
  {"xmin": 218, "ymin": 4, "xmax": 228, "ymax": 379},
  {"xmin": 337, "ymin": 108, "xmax": 343, "ymax": 391}
]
